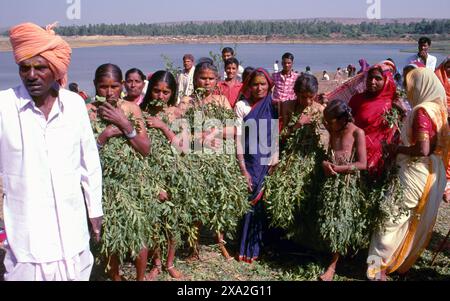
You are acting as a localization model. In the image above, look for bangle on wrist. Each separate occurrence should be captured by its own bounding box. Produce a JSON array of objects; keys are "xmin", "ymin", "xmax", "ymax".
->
[
  {"xmin": 125, "ymin": 128, "xmax": 137, "ymax": 139},
  {"xmin": 96, "ymin": 140, "xmax": 103, "ymax": 150}
]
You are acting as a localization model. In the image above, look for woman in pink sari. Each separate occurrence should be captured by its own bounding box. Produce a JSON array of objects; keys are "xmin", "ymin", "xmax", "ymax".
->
[{"xmin": 348, "ymin": 64, "xmax": 398, "ymax": 179}]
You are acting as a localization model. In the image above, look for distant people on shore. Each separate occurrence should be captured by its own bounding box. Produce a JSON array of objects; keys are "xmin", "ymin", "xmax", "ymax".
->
[
  {"xmin": 272, "ymin": 52, "xmax": 299, "ymax": 102},
  {"xmin": 322, "ymin": 70, "xmax": 330, "ymax": 81},
  {"xmin": 406, "ymin": 36, "xmax": 437, "ymax": 71},
  {"xmin": 177, "ymin": 54, "xmax": 196, "ymax": 105},
  {"xmin": 69, "ymin": 82, "xmax": 89, "ymax": 102},
  {"xmin": 305, "ymin": 66, "xmax": 313, "ymax": 75},
  {"xmin": 334, "ymin": 67, "xmax": 343, "ymax": 82},
  {"xmin": 221, "ymin": 47, "xmax": 244, "ymax": 81},
  {"xmin": 124, "ymin": 68, "xmax": 147, "ymax": 106},
  {"xmin": 273, "ymin": 60, "xmax": 279, "ymax": 73},
  {"xmin": 347, "ymin": 64, "xmax": 356, "ymax": 77}
]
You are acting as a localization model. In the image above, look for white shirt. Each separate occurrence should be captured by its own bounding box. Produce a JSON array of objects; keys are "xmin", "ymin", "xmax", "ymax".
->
[
  {"xmin": 273, "ymin": 63, "xmax": 279, "ymax": 73},
  {"xmin": 234, "ymin": 100, "xmax": 252, "ymax": 135},
  {"xmin": 406, "ymin": 53, "xmax": 437, "ymax": 71},
  {"xmin": 322, "ymin": 74, "xmax": 330, "ymax": 81},
  {"xmin": 0, "ymin": 85, "xmax": 103, "ymax": 263},
  {"xmin": 177, "ymin": 66, "xmax": 195, "ymax": 105}
]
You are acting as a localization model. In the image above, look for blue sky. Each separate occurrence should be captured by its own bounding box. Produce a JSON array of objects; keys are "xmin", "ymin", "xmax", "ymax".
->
[{"xmin": 0, "ymin": 0, "xmax": 448, "ymax": 28}]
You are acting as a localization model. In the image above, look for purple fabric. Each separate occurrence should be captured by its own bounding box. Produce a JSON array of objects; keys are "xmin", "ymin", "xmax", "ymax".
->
[
  {"xmin": 242, "ymin": 94, "xmax": 277, "ymax": 201},
  {"xmin": 239, "ymin": 201, "xmax": 264, "ymax": 262},
  {"xmin": 238, "ymin": 93, "xmax": 277, "ymax": 261},
  {"xmin": 358, "ymin": 59, "xmax": 370, "ymax": 74}
]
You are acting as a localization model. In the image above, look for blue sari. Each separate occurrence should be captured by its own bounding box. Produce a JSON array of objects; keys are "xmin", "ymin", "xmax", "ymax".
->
[{"xmin": 239, "ymin": 94, "xmax": 278, "ymax": 263}]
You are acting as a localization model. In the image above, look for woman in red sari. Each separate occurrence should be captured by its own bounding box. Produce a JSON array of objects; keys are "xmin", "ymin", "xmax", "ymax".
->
[{"xmin": 348, "ymin": 63, "xmax": 398, "ymax": 179}]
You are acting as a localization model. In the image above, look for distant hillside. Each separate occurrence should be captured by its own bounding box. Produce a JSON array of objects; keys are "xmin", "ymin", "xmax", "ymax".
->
[
  {"xmin": 46, "ymin": 19, "xmax": 449, "ymax": 39},
  {"xmin": 157, "ymin": 18, "xmax": 446, "ymax": 26},
  {"xmin": 2, "ymin": 19, "xmax": 449, "ymax": 39}
]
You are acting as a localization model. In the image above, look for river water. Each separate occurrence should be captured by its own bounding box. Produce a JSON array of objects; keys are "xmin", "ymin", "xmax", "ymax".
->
[{"xmin": 0, "ymin": 43, "xmax": 447, "ymax": 93}]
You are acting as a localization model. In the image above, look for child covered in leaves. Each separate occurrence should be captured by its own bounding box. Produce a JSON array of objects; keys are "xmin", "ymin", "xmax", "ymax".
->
[{"xmin": 318, "ymin": 99, "xmax": 367, "ymax": 281}]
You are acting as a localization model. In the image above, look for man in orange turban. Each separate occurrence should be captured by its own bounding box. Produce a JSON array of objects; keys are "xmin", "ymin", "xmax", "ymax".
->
[
  {"xmin": 10, "ymin": 22, "xmax": 72, "ymax": 88},
  {"xmin": 0, "ymin": 23, "xmax": 103, "ymax": 281}
]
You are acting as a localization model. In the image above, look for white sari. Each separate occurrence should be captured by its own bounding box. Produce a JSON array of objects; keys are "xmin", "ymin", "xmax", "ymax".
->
[{"xmin": 367, "ymin": 68, "xmax": 449, "ymax": 279}]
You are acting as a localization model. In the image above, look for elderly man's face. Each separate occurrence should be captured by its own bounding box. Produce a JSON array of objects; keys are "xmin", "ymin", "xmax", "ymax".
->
[{"xmin": 19, "ymin": 56, "xmax": 55, "ymax": 98}]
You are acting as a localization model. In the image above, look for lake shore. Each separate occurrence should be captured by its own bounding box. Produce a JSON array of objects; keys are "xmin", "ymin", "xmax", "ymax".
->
[{"xmin": 0, "ymin": 35, "xmax": 433, "ymax": 52}]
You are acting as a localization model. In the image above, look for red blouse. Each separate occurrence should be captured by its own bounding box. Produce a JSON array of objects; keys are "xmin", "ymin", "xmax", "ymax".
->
[{"xmin": 412, "ymin": 108, "xmax": 437, "ymax": 146}]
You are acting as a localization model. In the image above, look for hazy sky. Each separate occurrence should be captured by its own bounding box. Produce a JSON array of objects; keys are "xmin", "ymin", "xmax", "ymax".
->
[{"xmin": 0, "ymin": 0, "xmax": 449, "ymax": 28}]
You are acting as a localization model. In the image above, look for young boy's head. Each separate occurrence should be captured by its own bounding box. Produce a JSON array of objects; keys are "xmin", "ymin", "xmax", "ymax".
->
[{"xmin": 224, "ymin": 57, "xmax": 239, "ymax": 80}]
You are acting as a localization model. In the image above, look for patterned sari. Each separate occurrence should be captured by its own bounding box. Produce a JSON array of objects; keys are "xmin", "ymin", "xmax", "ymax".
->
[{"xmin": 367, "ymin": 68, "xmax": 449, "ymax": 278}]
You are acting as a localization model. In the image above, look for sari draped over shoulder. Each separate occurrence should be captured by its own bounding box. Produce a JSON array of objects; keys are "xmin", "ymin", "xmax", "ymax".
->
[
  {"xmin": 348, "ymin": 64, "xmax": 398, "ymax": 177},
  {"xmin": 238, "ymin": 68, "xmax": 278, "ymax": 263},
  {"xmin": 367, "ymin": 68, "xmax": 449, "ymax": 278},
  {"xmin": 242, "ymin": 94, "xmax": 278, "ymax": 202}
]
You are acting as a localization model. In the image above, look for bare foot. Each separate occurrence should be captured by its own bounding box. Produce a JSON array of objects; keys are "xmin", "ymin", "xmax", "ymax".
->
[
  {"xmin": 143, "ymin": 265, "xmax": 161, "ymax": 281},
  {"xmin": 318, "ymin": 267, "xmax": 335, "ymax": 281},
  {"xmin": 167, "ymin": 265, "xmax": 184, "ymax": 279}
]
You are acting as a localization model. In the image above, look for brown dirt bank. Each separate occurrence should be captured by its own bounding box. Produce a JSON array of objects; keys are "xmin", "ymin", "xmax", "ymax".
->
[{"xmin": 0, "ymin": 35, "xmax": 428, "ymax": 52}]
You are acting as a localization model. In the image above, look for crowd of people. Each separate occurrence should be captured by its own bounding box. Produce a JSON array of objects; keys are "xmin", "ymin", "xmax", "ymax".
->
[{"xmin": 0, "ymin": 22, "xmax": 449, "ymax": 282}]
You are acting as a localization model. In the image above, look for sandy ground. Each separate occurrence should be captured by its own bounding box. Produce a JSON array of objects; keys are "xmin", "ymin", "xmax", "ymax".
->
[{"xmin": 0, "ymin": 35, "xmax": 421, "ymax": 52}]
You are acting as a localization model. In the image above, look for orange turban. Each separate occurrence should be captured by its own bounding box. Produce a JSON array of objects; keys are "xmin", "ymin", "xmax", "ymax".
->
[{"xmin": 9, "ymin": 22, "xmax": 72, "ymax": 87}]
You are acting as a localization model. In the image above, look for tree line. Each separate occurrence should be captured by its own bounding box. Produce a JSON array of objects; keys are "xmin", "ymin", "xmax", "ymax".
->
[{"xmin": 3, "ymin": 19, "xmax": 449, "ymax": 38}]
